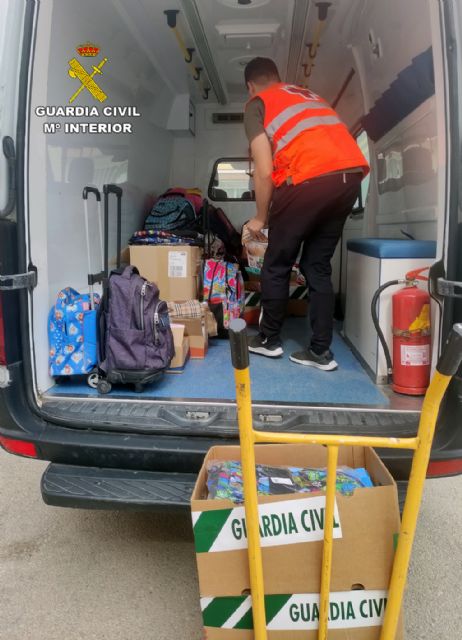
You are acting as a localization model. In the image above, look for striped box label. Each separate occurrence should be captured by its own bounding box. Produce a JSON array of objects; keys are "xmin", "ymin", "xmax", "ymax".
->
[
  {"xmin": 289, "ymin": 285, "xmax": 308, "ymax": 300},
  {"xmin": 201, "ymin": 590, "xmax": 388, "ymax": 630},
  {"xmin": 192, "ymin": 495, "xmax": 342, "ymax": 553}
]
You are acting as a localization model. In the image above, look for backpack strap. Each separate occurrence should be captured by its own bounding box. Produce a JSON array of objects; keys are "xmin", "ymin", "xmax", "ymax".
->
[{"xmin": 116, "ymin": 265, "xmax": 139, "ymax": 279}]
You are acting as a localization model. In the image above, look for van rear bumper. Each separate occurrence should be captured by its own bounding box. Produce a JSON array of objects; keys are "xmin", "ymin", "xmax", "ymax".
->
[
  {"xmin": 41, "ymin": 464, "xmax": 197, "ymax": 511},
  {"xmin": 1, "ymin": 365, "xmax": 461, "ymax": 510},
  {"xmin": 1, "ymin": 413, "xmax": 462, "ymax": 477}
]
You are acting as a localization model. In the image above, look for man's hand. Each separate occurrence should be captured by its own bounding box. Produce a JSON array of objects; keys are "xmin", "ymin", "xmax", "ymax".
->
[{"xmin": 244, "ymin": 217, "xmax": 267, "ymax": 242}]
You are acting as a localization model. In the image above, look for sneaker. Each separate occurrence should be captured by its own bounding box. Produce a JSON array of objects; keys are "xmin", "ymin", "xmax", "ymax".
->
[
  {"xmin": 248, "ymin": 334, "xmax": 284, "ymax": 358},
  {"xmin": 289, "ymin": 348, "xmax": 338, "ymax": 371}
]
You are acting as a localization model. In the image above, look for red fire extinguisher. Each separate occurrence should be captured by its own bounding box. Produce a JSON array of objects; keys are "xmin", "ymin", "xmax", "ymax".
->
[
  {"xmin": 372, "ymin": 267, "xmax": 431, "ymax": 396},
  {"xmin": 392, "ymin": 268, "xmax": 431, "ymax": 395}
]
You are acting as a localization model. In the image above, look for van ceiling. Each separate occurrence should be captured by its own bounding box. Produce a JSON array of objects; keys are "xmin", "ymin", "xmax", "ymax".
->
[{"xmin": 133, "ymin": 0, "xmax": 365, "ymax": 105}]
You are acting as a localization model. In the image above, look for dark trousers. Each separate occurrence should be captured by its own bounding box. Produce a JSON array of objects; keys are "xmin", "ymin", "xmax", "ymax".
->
[{"xmin": 260, "ymin": 172, "xmax": 363, "ymax": 354}]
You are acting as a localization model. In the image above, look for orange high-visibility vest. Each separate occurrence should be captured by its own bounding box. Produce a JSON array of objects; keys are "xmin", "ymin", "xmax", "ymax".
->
[{"xmin": 252, "ymin": 83, "xmax": 369, "ymax": 187}]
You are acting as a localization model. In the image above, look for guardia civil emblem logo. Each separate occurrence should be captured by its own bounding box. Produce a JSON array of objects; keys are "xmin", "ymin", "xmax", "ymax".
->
[{"xmin": 68, "ymin": 42, "xmax": 109, "ymax": 104}]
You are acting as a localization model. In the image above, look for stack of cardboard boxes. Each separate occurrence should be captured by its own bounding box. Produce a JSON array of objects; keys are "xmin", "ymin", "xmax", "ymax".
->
[
  {"xmin": 130, "ymin": 244, "xmax": 207, "ymax": 372},
  {"xmin": 191, "ymin": 444, "xmax": 402, "ymax": 639}
]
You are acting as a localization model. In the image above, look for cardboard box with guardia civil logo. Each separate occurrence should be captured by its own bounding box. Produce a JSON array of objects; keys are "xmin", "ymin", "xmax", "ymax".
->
[{"xmin": 191, "ymin": 444, "xmax": 402, "ymax": 639}]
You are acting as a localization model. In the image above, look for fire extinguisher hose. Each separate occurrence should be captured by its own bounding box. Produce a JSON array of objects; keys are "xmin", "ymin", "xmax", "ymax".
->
[{"xmin": 371, "ymin": 280, "xmax": 402, "ymax": 384}]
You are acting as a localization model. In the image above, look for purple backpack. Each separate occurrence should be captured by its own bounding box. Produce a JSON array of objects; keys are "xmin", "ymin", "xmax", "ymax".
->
[{"xmin": 98, "ymin": 266, "xmax": 174, "ymax": 393}]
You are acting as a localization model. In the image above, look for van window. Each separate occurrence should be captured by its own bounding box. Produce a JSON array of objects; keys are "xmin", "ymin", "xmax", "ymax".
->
[{"xmin": 209, "ymin": 158, "xmax": 255, "ymax": 201}]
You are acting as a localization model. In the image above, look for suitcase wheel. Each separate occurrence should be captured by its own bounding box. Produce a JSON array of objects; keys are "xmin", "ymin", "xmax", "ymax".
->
[
  {"xmin": 97, "ymin": 379, "xmax": 112, "ymax": 394},
  {"xmin": 87, "ymin": 372, "xmax": 100, "ymax": 389}
]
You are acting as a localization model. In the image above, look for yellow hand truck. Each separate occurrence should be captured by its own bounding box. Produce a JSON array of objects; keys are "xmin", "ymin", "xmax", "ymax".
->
[{"xmin": 228, "ymin": 319, "xmax": 462, "ymax": 640}]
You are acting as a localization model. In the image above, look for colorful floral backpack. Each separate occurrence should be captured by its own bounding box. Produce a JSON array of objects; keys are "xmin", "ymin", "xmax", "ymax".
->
[
  {"xmin": 203, "ymin": 259, "xmax": 245, "ymax": 338},
  {"xmin": 48, "ymin": 287, "xmax": 100, "ymax": 377}
]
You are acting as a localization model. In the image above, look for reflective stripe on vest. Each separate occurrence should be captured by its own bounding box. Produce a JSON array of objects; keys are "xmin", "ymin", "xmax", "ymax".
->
[
  {"xmin": 265, "ymin": 100, "xmax": 330, "ymax": 138},
  {"xmin": 274, "ymin": 114, "xmax": 342, "ymax": 153},
  {"xmin": 250, "ymin": 83, "xmax": 369, "ymax": 186}
]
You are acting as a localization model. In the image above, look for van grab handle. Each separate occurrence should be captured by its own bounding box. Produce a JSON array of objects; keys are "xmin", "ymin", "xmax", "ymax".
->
[{"xmin": 0, "ymin": 136, "xmax": 16, "ymax": 219}]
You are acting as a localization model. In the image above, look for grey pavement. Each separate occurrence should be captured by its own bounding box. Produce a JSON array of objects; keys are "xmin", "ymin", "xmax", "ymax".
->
[{"xmin": 0, "ymin": 449, "xmax": 461, "ymax": 639}]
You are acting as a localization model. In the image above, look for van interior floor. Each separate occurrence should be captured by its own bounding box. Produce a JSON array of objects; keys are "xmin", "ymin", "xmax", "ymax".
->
[{"xmin": 44, "ymin": 319, "xmax": 390, "ymax": 407}]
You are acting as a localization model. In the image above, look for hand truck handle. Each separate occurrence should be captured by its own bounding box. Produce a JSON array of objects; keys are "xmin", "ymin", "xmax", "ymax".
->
[
  {"xmin": 82, "ymin": 186, "xmax": 101, "ymax": 201},
  {"xmin": 437, "ymin": 323, "xmax": 462, "ymax": 376},
  {"xmin": 229, "ymin": 318, "xmax": 249, "ymax": 370}
]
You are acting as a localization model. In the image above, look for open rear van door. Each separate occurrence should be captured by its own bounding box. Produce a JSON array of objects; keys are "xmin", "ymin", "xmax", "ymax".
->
[
  {"xmin": 0, "ymin": 1, "xmax": 38, "ymax": 397},
  {"xmin": 437, "ymin": 0, "xmax": 462, "ymax": 338}
]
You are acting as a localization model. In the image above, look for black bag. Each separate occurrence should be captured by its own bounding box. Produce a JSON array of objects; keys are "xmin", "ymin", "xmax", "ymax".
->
[{"xmin": 206, "ymin": 204, "xmax": 243, "ymax": 262}]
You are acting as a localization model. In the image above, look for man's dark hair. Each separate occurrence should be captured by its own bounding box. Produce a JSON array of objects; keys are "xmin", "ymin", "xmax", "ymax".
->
[{"xmin": 244, "ymin": 57, "xmax": 281, "ymax": 86}]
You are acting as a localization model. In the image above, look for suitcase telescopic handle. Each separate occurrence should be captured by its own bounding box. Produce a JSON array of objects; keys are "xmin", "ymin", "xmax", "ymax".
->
[
  {"xmin": 83, "ymin": 186, "xmax": 101, "ymax": 201},
  {"xmin": 103, "ymin": 183, "xmax": 123, "ymax": 272},
  {"xmin": 82, "ymin": 186, "xmax": 104, "ymax": 307},
  {"xmin": 103, "ymin": 184, "xmax": 123, "ymax": 198}
]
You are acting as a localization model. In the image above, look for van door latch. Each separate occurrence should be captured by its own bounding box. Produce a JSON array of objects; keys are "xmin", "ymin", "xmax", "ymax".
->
[
  {"xmin": 0, "ymin": 268, "xmax": 37, "ymax": 291},
  {"xmin": 437, "ymin": 277, "xmax": 462, "ymax": 299}
]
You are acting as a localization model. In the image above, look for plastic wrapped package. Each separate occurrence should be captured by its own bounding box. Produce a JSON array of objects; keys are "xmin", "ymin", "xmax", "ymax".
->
[{"xmin": 206, "ymin": 460, "xmax": 374, "ymax": 503}]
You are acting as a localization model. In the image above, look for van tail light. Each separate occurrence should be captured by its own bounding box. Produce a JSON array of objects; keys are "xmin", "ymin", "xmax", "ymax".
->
[
  {"xmin": 426, "ymin": 458, "xmax": 462, "ymax": 477},
  {"xmin": 0, "ymin": 294, "xmax": 6, "ymax": 365},
  {"xmin": 0, "ymin": 436, "xmax": 38, "ymax": 458}
]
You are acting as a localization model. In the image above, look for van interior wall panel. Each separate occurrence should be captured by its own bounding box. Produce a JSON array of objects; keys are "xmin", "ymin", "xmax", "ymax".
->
[
  {"xmin": 170, "ymin": 104, "xmax": 255, "ymax": 230},
  {"xmin": 350, "ymin": 0, "xmax": 433, "ymax": 115},
  {"xmin": 29, "ymin": 0, "xmax": 178, "ymax": 394},
  {"xmin": 346, "ymin": 0, "xmax": 438, "ymax": 243},
  {"xmin": 374, "ymin": 97, "xmax": 438, "ymax": 241}
]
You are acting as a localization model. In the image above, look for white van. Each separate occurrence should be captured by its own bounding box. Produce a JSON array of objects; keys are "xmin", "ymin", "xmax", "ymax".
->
[{"xmin": 0, "ymin": 0, "xmax": 461, "ymax": 509}]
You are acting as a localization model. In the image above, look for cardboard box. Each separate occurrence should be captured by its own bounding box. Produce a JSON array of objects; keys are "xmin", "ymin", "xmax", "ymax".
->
[
  {"xmin": 130, "ymin": 245, "xmax": 202, "ymax": 301},
  {"xmin": 170, "ymin": 315, "xmax": 208, "ymax": 359},
  {"xmin": 119, "ymin": 245, "xmax": 130, "ymax": 266},
  {"xmin": 170, "ymin": 323, "xmax": 185, "ymax": 345},
  {"xmin": 167, "ymin": 336, "xmax": 190, "ymax": 373},
  {"xmin": 191, "ymin": 444, "xmax": 402, "ymax": 639},
  {"xmin": 206, "ymin": 308, "xmax": 218, "ymax": 337},
  {"xmin": 243, "ymin": 306, "xmax": 261, "ymax": 326}
]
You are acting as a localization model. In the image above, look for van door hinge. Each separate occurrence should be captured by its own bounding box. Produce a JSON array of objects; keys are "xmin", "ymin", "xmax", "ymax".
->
[{"xmin": 0, "ymin": 267, "xmax": 37, "ymax": 291}]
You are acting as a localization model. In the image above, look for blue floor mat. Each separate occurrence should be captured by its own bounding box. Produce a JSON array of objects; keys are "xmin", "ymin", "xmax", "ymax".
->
[{"xmin": 46, "ymin": 319, "xmax": 388, "ymax": 406}]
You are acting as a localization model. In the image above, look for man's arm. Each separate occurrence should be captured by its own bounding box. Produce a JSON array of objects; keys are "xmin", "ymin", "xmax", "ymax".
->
[{"xmin": 246, "ymin": 132, "xmax": 273, "ymax": 240}]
